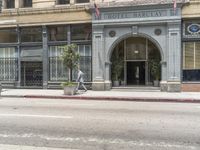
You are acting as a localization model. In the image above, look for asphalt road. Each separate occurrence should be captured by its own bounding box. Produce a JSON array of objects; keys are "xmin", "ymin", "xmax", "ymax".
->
[{"xmin": 0, "ymin": 98, "xmax": 200, "ymax": 150}]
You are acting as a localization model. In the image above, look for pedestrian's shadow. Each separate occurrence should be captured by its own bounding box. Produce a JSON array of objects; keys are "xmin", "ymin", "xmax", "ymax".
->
[{"xmin": 75, "ymin": 90, "xmax": 87, "ymax": 95}]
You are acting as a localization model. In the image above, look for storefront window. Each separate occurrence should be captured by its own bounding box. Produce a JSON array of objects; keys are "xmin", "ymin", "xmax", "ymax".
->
[
  {"xmin": 49, "ymin": 46, "xmax": 68, "ymax": 81},
  {"xmin": 5, "ymin": 0, "xmax": 15, "ymax": 9},
  {"xmin": 48, "ymin": 26, "xmax": 68, "ymax": 41},
  {"xmin": 76, "ymin": 0, "xmax": 89, "ymax": 3},
  {"xmin": 72, "ymin": 45, "xmax": 92, "ymax": 81},
  {"xmin": 21, "ymin": 27, "xmax": 42, "ymax": 42},
  {"xmin": 0, "ymin": 28, "xmax": 18, "ymax": 43},
  {"xmin": 71, "ymin": 24, "xmax": 92, "ymax": 41},
  {"xmin": 23, "ymin": 0, "xmax": 32, "ymax": 7},
  {"xmin": 0, "ymin": 47, "xmax": 18, "ymax": 81},
  {"xmin": 57, "ymin": 0, "xmax": 70, "ymax": 4},
  {"xmin": 183, "ymin": 42, "xmax": 200, "ymax": 81},
  {"xmin": 49, "ymin": 45, "xmax": 92, "ymax": 82}
]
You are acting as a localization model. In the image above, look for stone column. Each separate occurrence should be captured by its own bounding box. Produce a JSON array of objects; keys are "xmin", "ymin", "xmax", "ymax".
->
[
  {"xmin": 70, "ymin": 0, "xmax": 75, "ymax": 5},
  {"xmin": 16, "ymin": 25, "xmax": 21, "ymax": 88},
  {"xmin": 167, "ymin": 21, "xmax": 182, "ymax": 92},
  {"xmin": 92, "ymin": 25, "xmax": 105, "ymax": 90},
  {"xmin": 105, "ymin": 61, "xmax": 112, "ymax": 90},
  {"xmin": 160, "ymin": 61, "xmax": 168, "ymax": 91},
  {"xmin": 42, "ymin": 26, "xmax": 48, "ymax": 89},
  {"xmin": 15, "ymin": 0, "xmax": 19, "ymax": 8}
]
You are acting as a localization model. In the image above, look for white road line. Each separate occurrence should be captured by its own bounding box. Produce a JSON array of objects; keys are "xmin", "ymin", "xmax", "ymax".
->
[
  {"xmin": 0, "ymin": 144, "xmax": 78, "ymax": 150},
  {"xmin": 36, "ymin": 102, "xmax": 94, "ymax": 106},
  {"xmin": 0, "ymin": 134, "xmax": 196, "ymax": 150},
  {"xmin": 0, "ymin": 114, "xmax": 73, "ymax": 119}
]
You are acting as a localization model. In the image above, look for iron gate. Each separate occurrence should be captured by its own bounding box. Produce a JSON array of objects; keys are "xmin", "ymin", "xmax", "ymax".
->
[{"xmin": 21, "ymin": 62, "xmax": 43, "ymax": 87}]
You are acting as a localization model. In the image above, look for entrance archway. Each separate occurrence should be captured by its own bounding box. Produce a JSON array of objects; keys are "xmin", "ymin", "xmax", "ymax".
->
[{"xmin": 110, "ymin": 37, "xmax": 161, "ymax": 87}]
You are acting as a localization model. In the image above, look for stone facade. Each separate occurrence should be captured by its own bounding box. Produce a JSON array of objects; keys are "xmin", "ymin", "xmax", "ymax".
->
[
  {"xmin": 0, "ymin": 0, "xmax": 200, "ymax": 92},
  {"xmin": 181, "ymin": 0, "xmax": 200, "ymax": 92},
  {"xmin": 92, "ymin": 1, "xmax": 187, "ymax": 92}
]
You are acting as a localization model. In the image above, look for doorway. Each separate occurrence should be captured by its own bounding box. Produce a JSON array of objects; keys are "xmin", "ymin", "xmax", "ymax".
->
[
  {"xmin": 127, "ymin": 62, "xmax": 145, "ymax": 85},
  {"xmin": 21, "ymin": 62, "xmax": 43, "ymax": 87},
  {"xmin": 111, "ymin": 36, "xmax": 161, "ymax": 87}
]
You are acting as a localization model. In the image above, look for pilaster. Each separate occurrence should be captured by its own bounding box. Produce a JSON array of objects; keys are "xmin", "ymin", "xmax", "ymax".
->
[
  {"xmin": 167, "ymin": 21, "xmax": 182, "ymax": 92},
  {"xmin": 92, "ymin": 25, "xmax": 106, "ymax": 90},
  {"xmin": 42, "ymin": 26, "xmax": 48, "ymax": 89}
]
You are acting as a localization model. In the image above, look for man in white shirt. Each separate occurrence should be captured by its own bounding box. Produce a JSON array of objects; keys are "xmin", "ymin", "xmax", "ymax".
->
[{"xmin": 76, "ymin": 69, "xmax": 87, "ymax": 92}]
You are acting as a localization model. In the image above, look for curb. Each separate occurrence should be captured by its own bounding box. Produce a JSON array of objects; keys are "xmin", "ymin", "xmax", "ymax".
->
[{"xmin": 1, "ymin": 95, "xmax": 200, "ymax": 103}]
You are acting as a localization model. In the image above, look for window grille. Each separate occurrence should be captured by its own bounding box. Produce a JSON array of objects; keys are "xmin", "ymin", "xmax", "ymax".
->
[
  {"xmin": 57, "ymin": 0, "xmax": 70, "ymax": 5},
  {"xmin": 6, "ymin": 0, "xmax": 15, "ymax": 8},
  {"xmin": 49, "ymin": 45, "xmax": 92, "ymax": 82},
  {"xmin": 0, "ymin": 47, "xmax": 18, "ymax": 81},
  {"xmin": 76, "ymin": 0, "xmax": 89, "ymax": 3}
]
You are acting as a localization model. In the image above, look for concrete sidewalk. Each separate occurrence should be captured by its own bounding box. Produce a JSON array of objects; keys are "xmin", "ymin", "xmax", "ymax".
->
[{"xmin": 1, "ymin": 88, "xmax": 200, "ymax": 103}]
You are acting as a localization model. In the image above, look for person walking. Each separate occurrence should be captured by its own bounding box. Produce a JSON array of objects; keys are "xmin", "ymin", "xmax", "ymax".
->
[{"xmin": 76, "ymin": 69, "xmax": 87, "ymax": 92}]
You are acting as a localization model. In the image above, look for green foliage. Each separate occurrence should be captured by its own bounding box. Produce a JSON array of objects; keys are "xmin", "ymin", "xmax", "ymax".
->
[
  {"xmin": 112, "ymin": 58, "xmax": 124, "ymax": 81},
  {"xmin": 60, "ymin": 44, "xmax": 80, "ymax": 71},
  {"xmin": 149, "ymin": 59, "xmax": 161, "ymax": 80},
  {"xmin": 61, "ymin": 82, "xmax": 77, "ymax": 87},
  {"xmin": 60, "ymin": 44, "xmax": 80, "ymax": 82}
]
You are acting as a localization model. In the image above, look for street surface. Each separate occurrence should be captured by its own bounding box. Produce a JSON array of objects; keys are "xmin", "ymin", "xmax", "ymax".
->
[{"xmin": 0, "ymin": 98, "xmax": 200, "ymax": 150}]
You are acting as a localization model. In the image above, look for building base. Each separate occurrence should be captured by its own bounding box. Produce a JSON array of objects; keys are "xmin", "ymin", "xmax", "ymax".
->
[
  {"xmin": 167, "ymin": 81, "xmax": 181, "ymax": 92},
  {"xmin": 92, "ymin": 81, "xmax": 112, "ymax": 91},
  {"xmin": 160, "ymin": 81, "xmax": 168, "ymax": 92}
]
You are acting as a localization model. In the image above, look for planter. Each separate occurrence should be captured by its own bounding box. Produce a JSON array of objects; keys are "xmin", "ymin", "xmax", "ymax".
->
[
  {"xmin": 113, "ymin": 80, "xmax": 120, "ymax": 87},
  {"xmin": 63, "ymin": 86, "xmax": 77, "ymax": 95},
  {"xmin": 153, "ymin": 80, "xmax": 160, "ymax": 87}
]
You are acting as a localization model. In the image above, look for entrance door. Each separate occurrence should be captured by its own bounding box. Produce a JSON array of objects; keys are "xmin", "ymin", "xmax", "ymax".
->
[
  {"xmin": 21, "ymin": 62, "xmax": 43, "ymax": 87},
  {"xmin": 127, "ymin": 62, "xmax": 145, "ymax": 85}
]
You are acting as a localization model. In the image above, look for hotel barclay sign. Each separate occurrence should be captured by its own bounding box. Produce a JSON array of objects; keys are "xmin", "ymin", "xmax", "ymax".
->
[{"xmin": 99, "ymin": 9, "xmax": 176, "ymax": 20}]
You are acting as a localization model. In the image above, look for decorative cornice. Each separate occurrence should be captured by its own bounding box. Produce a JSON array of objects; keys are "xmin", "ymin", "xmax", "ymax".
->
[
  {"xmin": 91, "ymin": 0, "xmax": 189, "ymax": 8},
  {"xmin": 0, "ymin": 5, "xmax": 90, "ymax": 17}
]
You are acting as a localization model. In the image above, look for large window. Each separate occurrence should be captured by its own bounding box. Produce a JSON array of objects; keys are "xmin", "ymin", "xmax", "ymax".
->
[
  {"xmin": 5, "ymin": 0, "xmax": 15, "ymax": 9},
  {"xmin": 0, "ymin": 47, "xmax": 18, "ymax": 81},
  {"xmin": 48, "ymin": 26, "xmax": 68, "ymax": 41},
  {"xmin": 183, "ymin": 42, "xmax": 200, "ymax": 81},
  {"xmin": 126, "ymin": 37, "xmax": 147, "ymax": 60},
  {"xmin": 75, "ymin": 0, "xmax": 89, "ymax": 3},
  {"xmin": 74, "ymin": 45, "xmax": 92, "ymax": 81},
  {"xmin": 49, "ymin": 45, "xmax": 92, "ymax": 82},
  {"xmin": 57, "ymin": 0, "xmax": 70, "ymax": 5},
  {"xmin": 71, "ymin": 24, "xmax": 92, "ymax": 41},
  {"xmin": 0, "ymin": 28, "xmax": 18, "ymax": 43},
  {"xmin": 21, "ymin": 27, "xmax": 42, "ymax": 42},
  {"xmin": 23, "ymin": 0, "xmax": 32, "ymax": 7},
  {"xmin": 49, "ymin": 46, "xmax": 68, "ymax": 81}
]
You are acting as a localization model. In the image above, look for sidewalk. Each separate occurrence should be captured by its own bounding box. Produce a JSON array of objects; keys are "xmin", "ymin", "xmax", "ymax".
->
[{"xmin": 1, "ymin": 88, "xmax": 200, "ymax": 103}]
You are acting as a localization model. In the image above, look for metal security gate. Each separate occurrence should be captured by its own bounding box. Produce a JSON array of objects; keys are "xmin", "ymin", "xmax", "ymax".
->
[{"xmin": 21, "ymin": 62, "xmax": 43, "ymax": 87}]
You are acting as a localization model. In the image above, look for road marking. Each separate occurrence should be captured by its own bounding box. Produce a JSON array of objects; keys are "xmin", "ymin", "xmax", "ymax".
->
[
  {"xmin": 0, "ymin": 134, "xmax": 196, "ymax": 149},
  {"xmin": 196, "ymin": 106, "xmax": 200, "ymax": 109},
  {"xmin": 37, "ymin": 102, "xmax": 94, "ymax": 106},
  {"xmin": 0, "ymin": 144, "xmax": 78, "ymax": 150},
  {"xmin": 0, "ymin": 114, "xmax": 73, "ymax": 119}
]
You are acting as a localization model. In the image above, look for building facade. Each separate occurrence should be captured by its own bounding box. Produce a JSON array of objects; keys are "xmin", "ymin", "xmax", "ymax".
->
[
  {"xmin": 0, "ymin": 0, "xmax": 199, "ymax": 92},
  {"xmin": 0, "ymin": 0, "xmax": 92, "ymax": 88},
  {"xmin": 92, "ymin": 0, "xmax": 187, "ymax": 92},
  {"xmin": 182, "ymin": 0, "xmax": 200, "ymax": 92}
]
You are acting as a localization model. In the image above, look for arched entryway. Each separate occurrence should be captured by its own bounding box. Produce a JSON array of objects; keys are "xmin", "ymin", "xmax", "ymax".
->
[{"xmin": 110, "ymin": 36, "xmax": 161, "ymax": 87}]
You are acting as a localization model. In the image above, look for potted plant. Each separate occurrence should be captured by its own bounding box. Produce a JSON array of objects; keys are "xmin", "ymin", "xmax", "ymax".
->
[
  {"xmin": 60, "ymin": 44, "xmax": 80, "ymax": 95},
  {"xmin": 111, "ymin": 58, "xmax": 123, "ymax": 87},
  {"xmin": 149, "ymin": 59, "xmax": 161, "ymax": 87}
]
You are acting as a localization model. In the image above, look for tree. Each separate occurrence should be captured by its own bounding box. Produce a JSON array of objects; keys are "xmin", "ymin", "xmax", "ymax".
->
[{"xmin": 60, "ymin": 44, "xmax": 80, "ymax": 82}]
